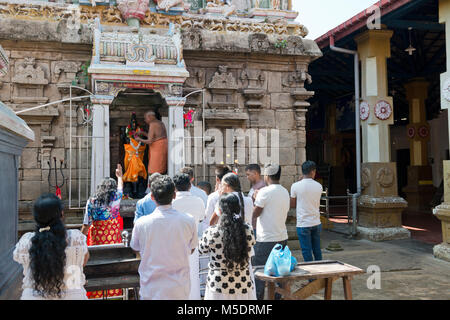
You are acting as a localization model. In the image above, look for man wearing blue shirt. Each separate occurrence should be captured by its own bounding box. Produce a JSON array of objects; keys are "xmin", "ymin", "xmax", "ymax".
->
[{"xmin": 134, "ymin": 173, "xmax": 161, "ymax": 224}]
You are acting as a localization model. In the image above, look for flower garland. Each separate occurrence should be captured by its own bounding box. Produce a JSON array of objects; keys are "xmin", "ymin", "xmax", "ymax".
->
[
  {"xmin": 184, "ymin": 109, "xmax": 194, "ymax": 127},
  {"xmin": 125, "ymin": 125, "xmax": 142, "ymax": 140}
]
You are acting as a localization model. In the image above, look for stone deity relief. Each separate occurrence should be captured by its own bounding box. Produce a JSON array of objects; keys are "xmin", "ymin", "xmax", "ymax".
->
[
  {"xmin": 208, "ymin": 65, "xmax": 238, "ymax": 89},
  {"xmin": 12, "ymin": 58, "xmax": 48, "ymax": 85}
]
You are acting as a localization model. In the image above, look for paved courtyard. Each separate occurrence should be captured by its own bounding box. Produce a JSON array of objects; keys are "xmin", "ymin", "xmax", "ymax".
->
[{"xmin": 289, "ymin": 230, "xmax": 450, "ymax": 300}]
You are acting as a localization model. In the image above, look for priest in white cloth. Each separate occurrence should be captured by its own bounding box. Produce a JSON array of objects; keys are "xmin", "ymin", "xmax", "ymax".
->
[{"xmin": 172, "ymin": 173, "xmax": 206, "ymax": 300}]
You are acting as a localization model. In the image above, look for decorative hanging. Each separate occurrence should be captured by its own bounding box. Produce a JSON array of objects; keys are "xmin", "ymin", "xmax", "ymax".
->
[
  {"xmin": 374, "ymin": 100, "xmax": 392, "ymax": 120},
  {"xmin": 183, "ymin": 108, "xmax": 195, "ymax": 127},
  {"xmin": 360, "ymin": 101, "xmax": 370, "ymax": 121},
  {"xmin": 418, "ymin": 125, "xmax": 430, "ymax": 139},
  {"xmin": 407, "ymin": 126, "xmax": 416, "ymax": 139},
  {"xmin": 405, "ymin": 27, "xmax": 416, "ymax": 56}
]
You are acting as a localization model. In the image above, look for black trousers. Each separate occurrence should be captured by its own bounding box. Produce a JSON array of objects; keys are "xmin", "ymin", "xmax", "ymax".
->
[{"xmin": 251, "ymin": 239, "xmax": 288, "ymax": 300}]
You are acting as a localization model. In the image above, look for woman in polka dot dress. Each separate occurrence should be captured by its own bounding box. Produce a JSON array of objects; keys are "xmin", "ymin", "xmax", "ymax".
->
[{"xmin": 199, "ymin": 193, "xmax": 256, "ymax": 300}]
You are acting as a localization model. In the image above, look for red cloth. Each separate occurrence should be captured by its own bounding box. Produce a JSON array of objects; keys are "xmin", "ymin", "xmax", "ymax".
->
[{"xmin": 86, "ymin": 216, "xmax": 123, "ymax": 299}]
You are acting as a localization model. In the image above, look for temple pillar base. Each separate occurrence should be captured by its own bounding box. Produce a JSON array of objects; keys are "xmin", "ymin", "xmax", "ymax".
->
[
  {"xmin": 358, "ymin": 162, "xmax": 409, "ymax": 241},
  {"xmin": 433, "ymin": 243, "xmax": 450, "ymax": 262},
  {"xmin": 357, "ymin": 226, "xmax": 411, "ymax": 242},
  {"xmin": 402, "ymin": 166, "xmax": 435, "ymax": 211},
  {"xmin": 433, "ymin": 202, "xmax": 450, "ymax": 261},
  {"xmin": 358, "ymin": 196, "xmax": 410, "ymax": 241}
]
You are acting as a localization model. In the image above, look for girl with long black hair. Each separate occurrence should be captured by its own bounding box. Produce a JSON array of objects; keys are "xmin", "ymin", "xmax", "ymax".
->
[
  {"xmin": 13, "ymin": 193, "xmax": 89, "ymax": 299},
  {"xmin": 199, "ymin": 193, "xmax": 256, "ymax": 300}
]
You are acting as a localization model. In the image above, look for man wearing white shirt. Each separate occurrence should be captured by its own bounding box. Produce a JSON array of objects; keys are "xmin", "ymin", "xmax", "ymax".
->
[
  {"xmin": 251, "ymin": 164, "xmax": 290, "ymax": 300},
  {"xmin": 180, "ymin": 167, "xmax": 208, "ymax": 206},
  {"xmin": 290, "ymin": 161, "xmax": 323, "ymax": 262},
  {"xmin": 130, "ymin": 175, "xmax": 197, "ymax": 300},
  {"xmin": 172, "ymin": 173, "xmax": 206, "ymax": 300}
]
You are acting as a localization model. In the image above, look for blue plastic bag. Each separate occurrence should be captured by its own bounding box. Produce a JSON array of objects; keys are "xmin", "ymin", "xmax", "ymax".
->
[
  {"xmin": 264, "ymin": 244, "xmax": 297, "ymax": 277},
  {"xmin": 264, "ymin": 244, "xmax": 281, "ymax": 276}
]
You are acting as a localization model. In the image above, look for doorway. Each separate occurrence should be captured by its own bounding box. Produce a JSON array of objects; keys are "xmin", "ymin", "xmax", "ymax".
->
[{"xmin": 396, "ymin": 149, "xmax": 410, "ymax": 198}]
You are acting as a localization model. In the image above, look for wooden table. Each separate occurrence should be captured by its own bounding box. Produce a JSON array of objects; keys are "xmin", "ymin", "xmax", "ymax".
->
[{"xmin": 254, "ymin": 260, "xmax": 364, "ymax": 300}]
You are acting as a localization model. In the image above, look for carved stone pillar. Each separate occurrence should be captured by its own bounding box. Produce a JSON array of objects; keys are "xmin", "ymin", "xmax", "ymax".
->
[
  {"xmin": 434, "ymin": 0, "xmax": 450, "ymax": 262},
  {"xmin": 402, "ymin": 79, "xmax": 435, "ymax": 211},
  {"xmin": 355, "ymin": 29, "xmax": 409, "ymax": 241},
  {"xmin": 166, "ymin": 96, "xmax": 186, "ymax": 178},
  {"xmin": 90, "ymin": 95, "xmax": 113, "ymax": 194},
  {"xmin": 241, "ymin": 68, "xmax": 265, "ymax": 115}
]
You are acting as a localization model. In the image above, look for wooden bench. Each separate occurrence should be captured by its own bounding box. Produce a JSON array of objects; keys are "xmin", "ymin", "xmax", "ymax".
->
[{"xmin": 254, "ymin": 260, "xmax": 364, "ymax": 300}]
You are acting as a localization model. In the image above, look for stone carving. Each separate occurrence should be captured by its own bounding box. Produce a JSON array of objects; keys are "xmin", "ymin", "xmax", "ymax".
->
[
  {"xmin": 287, "ymin": 36, "xmax": 305, "ymax": 55},
  {"xmin": 52, "ymin": 61, "xmax": 81, "ymax": 84},
  {"xmin": 99, "ymin": 31, "xmax": 180, "ymax": 65},
  {"xmin": 282, "ymin": 69, "xmax": 312, "ymax": 89},
  {"xmin": 240, "ymin": 69, "xmax": 265, "ymax": 89},
  {"xmin": 155, "ymin": 0, "xmax": 185, "ymax": 12},
  {"xmin": 81, "ymin": 5, "xmax": 124, "ymax": 24},
  {"xmin": 205, "ymin": 1, "xmax": 236, "ymax": 17},
  {"xmin": 362, "ymin": 167, "xmax": 371, "ymax": 188},
  {"xmin": 117, "ymin": 0, "xmax": 149, "ymax": 20},
  {"xmin": 208, "ymin": 66, "xmax": 238, "ymax": 89},
  {"xmin": 241, "ymin": 69, "xmax": 265, "ymax": 109},
  {"xmin": 207, "ymin": 66, "xmax": 239, "ymax": 111},
  {"xmin": 12, "ymin": 58, "xmax": 48, "ymax": 85},
  {"xmin": 126, "ymin": 43, "xmax": 157, "ymax": 67},
  {"xmin": 185, "ymin": 68, "xmax": 205, "ymax": 88},
  {"xmin": 376, "ymin": 167, "xmax": 395, "ymax": 188},
  {"xmin": 249, "ymin": 33, "xmax": 270, "ymax": 52},
  {"xmin": 0, "ymin": 1, "xmax": 308, "ymax": 41},
  {"xmin": 169, "ymin": 83, "xmax": 184, "ymax": 96},
  {"xmin": 182, "ymin": 30, "xmax": 202, "ymax": 49}
]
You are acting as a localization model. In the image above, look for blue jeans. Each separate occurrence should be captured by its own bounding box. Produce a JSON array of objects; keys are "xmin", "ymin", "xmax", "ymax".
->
[{"xmin": 297, "ymin": 224, "xmax": 322, "ymax": 262}]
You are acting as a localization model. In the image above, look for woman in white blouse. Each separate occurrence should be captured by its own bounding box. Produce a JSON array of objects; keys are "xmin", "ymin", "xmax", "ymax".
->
[{"xmin": 13, "ymin": 193, "xmax": 89, "ymax": 300}]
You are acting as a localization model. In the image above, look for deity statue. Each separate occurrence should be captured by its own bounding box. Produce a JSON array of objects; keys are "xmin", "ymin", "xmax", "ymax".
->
[
  {"xmin": 121, "ymin": 112, "xmax": 148, "ymax": 199},
  {"xmin": 117, "ymin": 0, "xmax": 150, "ymax": 20},
  {"xmin": 154, "ymin": 0, "xmax": 185, "ymax": 12}
]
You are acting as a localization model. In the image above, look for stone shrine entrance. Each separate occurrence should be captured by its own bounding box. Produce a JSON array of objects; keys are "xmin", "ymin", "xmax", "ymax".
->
[
  {"xmin": 87, "ymin": 21, "xmax": 189, "ymax": 194},
  {"xmin": 109, "ymin": 89, "xmax": 168, "ymax": 199}
]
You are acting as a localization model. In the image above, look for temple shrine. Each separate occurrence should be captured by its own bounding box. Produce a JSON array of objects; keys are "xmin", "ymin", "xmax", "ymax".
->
[{"xmin": 1, "ymin": 0, "xmax": 450, "ymax": 300}]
